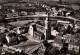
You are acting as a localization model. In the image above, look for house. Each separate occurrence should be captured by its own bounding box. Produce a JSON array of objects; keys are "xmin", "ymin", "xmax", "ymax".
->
[
  {"xmin": 28, "ymin": 23, "xmax": 36, "ymax": 37},
  {"xmin": 33, "ymin": 31, "xmax": 45, "ymax": 40},
  {"xmin": 28, "ymin": 22, "xmax": 46, "ymax": 40},
  {"xmin": 36, "ymin": 23, "xmax": 46, "ymax": 40},
  {"xmin": 66, "ymin": 34, "xmax": 80, "ymax": 54},
  {"xmin": 68, "ymin": 39, "xmax": 80, "ymax": 55},
  {"xmin": 63, "ymin": 34, "xmax": 72, "ymax": 43},
  {"xmin": 52, "ymin": 38, "xmax": 63, "ymax": 50},
  {"xmin": 36, "ymin": 24, "xmax": 46, "ymax": 34}
]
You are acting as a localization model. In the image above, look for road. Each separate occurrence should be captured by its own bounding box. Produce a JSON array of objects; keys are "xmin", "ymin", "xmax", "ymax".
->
[{"xmin": 5, "ymin": 15, "xmax": 80, "ymax": 23}]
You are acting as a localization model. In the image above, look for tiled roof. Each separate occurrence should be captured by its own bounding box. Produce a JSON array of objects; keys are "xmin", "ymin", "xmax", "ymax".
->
[
  {"xmin": 54, "ymin": 38, "xmax": 63, "ymax": 44},
  {"xmin": 69, "ymin": 40, "xmax": 80, "ymax": 46},
  {"xmin": 71, "ymin": 4, "xmax": 80, "ymax": 10},
  {"xmin": 67, "ymin": 34, "xmax": 80, "ymax": 46},
  {"xmin": 34, "ymin": 30, "xmax": 44, "ymax": 34},
  {"xmin": 73, "ymin": 13, "xmax": 80, "ymax": 20},
  {"xmin": 36, "ymin": 21, "xmax": 45, "ymax": 27}
]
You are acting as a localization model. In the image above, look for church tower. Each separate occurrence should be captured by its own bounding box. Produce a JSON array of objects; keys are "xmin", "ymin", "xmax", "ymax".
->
[{"xmin": 45, "ymin": 13, "xmax": 51, "ymax": 40}]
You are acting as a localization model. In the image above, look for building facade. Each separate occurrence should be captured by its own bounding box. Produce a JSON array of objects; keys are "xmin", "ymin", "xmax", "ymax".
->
[{"xmin": 34, "ymin": 31, "xmax": 45, "ymax": 40}]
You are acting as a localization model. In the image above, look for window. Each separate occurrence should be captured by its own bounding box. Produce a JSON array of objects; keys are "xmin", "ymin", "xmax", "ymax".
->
[
  {"xmin": 68, "ymin": 44, "xmax": 73, "ymax": 50},
  {"xmin": 75, "ymin": 46, "xmax": 79, "ymax": 52},
  {"xmin": 70, "ymin": 40, "xmax": 71, "ymax": 42}
]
